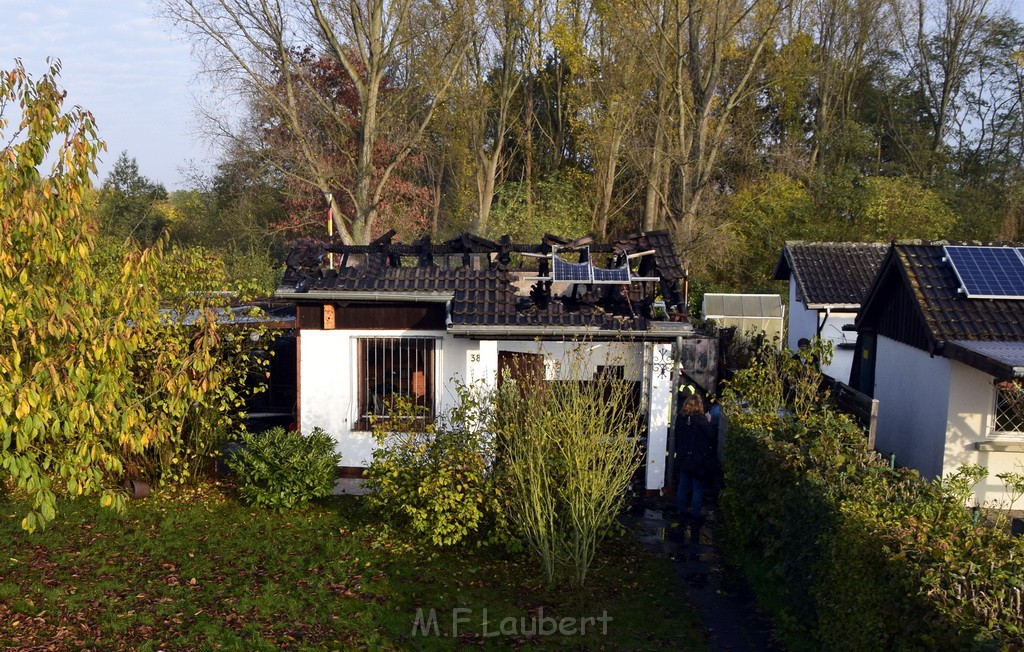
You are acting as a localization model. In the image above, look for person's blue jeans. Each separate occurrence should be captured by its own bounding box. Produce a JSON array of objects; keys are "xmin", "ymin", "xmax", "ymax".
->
[{"xmin": 677, "ymin": 472, "xmax": 705, "ymax": 518}]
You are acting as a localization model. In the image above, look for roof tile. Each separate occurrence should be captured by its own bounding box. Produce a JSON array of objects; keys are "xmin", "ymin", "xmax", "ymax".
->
[{"xmin": 776, "ymin": 242, "xmax": 888, "ymax": 306}]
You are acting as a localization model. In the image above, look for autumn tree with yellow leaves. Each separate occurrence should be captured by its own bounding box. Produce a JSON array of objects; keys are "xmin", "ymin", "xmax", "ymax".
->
[{"xmin": 0, "ymin": 60, "xmax": 267, "ymax": 531}]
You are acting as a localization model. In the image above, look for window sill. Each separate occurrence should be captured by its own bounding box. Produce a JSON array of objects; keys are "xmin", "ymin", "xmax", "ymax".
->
[{"xmin": 975, "ymin": 441, "xmax": 1024, "ymax": 452}]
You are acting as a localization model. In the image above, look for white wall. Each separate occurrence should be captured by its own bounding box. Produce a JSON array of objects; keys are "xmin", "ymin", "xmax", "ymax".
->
[
  {"xmin": 496, "ymin": 340, "xmax": 644, "ymax": 381},
  {"xmin": 646, "ymin": 342, "xmax": 674, "ymax": 492},
  {"xmin": 787, "ymin": 281, "xmax": 818, "ymax": 350},
  {"xmin": 786, "ymin": 282, "xmax": 858, "ymax": 384},
  {"xmin": 945, "ymin": 361, "xmax": 1024, "ymax": 508},
  {"xmin": 873, "ymin": 336, "xmax": 950, "ymax": 479},
  {"xmin": 300, "ymin": 333, "xmax": 649, "ymax": 468},
  {"xmin": 436, "ymin": 337, "xmax": 497, "ymax": 414},
  {"xmin": 818, "ymin": 313, "xmax": 857, "ymax": 384},
  {"xmin": 299, "ymin": 329, "xmax": 460, "ymax": 467}
]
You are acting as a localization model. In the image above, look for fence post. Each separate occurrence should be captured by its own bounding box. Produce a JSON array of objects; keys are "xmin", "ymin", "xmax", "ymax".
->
[{"xmin": 867, "ymin": 398, "xmax": 879, "ymax": 449}]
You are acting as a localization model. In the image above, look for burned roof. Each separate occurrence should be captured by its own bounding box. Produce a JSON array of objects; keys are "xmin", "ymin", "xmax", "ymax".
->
[
  {"xmin": 773, "ymin": 242, "xmax": 888, "ymax": 308},
  {"xmin": 276, "ymin": 231, "xmax": 688, "ymax": 334}
]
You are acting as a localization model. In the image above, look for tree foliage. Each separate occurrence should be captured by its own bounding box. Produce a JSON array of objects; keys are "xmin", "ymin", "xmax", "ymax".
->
[
  {"xmin": 0, "ymin": 61, "xmax": 267, "ymax": 531},
  {"xmin": 96, "ymin": 151, "xmax": 169, "ymax": 246},
  {"xmin": 166, "ymin": 0, "xmax": 1024, "ymax": 288}
]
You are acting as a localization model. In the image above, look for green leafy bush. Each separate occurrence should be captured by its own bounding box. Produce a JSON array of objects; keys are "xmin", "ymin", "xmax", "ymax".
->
[
  {"xmin": 228, "ymin": 427, "xmax": 341, "ymax": 511},
  {"xmin": 364, "ymin": 385, "xmax": 510, "ymax": 547},
  {"xmin": 720, "ymin": 340, "xmax": 1024, "ymax": 649}
]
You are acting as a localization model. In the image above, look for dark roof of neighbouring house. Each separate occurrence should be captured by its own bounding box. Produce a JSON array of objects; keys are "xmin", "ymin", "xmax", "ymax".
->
[
  {"xmin": 773, "ymin": 242, "xmax": 888, "ymax": 309},
  {"xmin": 856, "ymin": 242, "xmax": 1024, "ymax": 378},
  {"xmin": 275, "ymin": 231, "xmax": 691, "ymax": 336}
]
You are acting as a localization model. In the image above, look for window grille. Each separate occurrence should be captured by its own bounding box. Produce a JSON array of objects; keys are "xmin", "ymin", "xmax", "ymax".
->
[
  {"xmin": 994, "ymin": 380, "xmax": 1024, "ymax": 435},
  {"xmin": 357, "ymin": 337, "xmax": 435, "ymax": 429}
]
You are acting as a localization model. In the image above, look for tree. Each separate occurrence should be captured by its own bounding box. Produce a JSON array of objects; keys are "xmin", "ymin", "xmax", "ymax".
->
[
  {"xmin": 461, "ymin": 0, "xmax": 535, "ymax": 234},
  {"xmin": 1, "ymin": 59, "xmax": 126, "ymax": 530},
  {"xmin": 488, "ymin": 169, "xmax": 591, "ymax": 242},
  {"xmin": 619, "ymin": 0, "xmax": 787, "ymax": 240},
  {"xmin": 96, "ymin": 151, "xmax": 169, "ymax": 246},
  {"xmin": 169, "ymin": 157, "xmax": 290, "ymax": 290},
  {"xmin": 0, "ymin": 61, "xmax": 265, "ymax": 530},
  {"xmin": 164, "ymin": 0, "xmax": 474, "ymax": 244},
  {"xmin": 893, "ymin": 0, "xmax": 995, "ymax": 175},
  {"xmin": 726, "ymin": 173, "xmax": 818, "ymax": 287},
  {"xmin": 855, "ymin": 175, "xmax": 956, "ymax": 240}
]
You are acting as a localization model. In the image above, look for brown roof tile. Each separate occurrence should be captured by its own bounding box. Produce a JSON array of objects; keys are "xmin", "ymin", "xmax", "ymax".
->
[{"xmin": 774, "ymin": 242, "xmax": 888, "ymax": 307}]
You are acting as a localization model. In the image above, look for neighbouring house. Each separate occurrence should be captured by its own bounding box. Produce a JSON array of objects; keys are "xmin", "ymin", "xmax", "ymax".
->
[
  {"xmin": 854, "ymin": 242, "xmax": 1024, "ymax": 507},
  {"xmin": 702, "ymin": 293, "xmax": 785, "ymax": 349},
  {"xmin": 774, "ymin": 242, "xmax": 888, "ymax": 383},
  {"xmin": 274, "ymin": 231, "xmax": 718, "ymax": 495}
]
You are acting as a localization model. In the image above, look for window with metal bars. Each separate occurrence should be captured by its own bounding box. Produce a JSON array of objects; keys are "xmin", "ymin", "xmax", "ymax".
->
[
  {"xmin": 994, "ymin": 380, "xmax": 1024, "ymax": 436},
  {"xmin": 357, "ymin": 337, "xmax": 435, "ymax": 429}
]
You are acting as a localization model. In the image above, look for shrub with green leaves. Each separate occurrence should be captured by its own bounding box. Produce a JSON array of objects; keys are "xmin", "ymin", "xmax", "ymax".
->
[
  {"xmin": 720, "ymin": 339, "xmax": 1024, "ymax": 649},
  {"xmin": 364, "ymin": 385, "xmax": 509, "ymax": 547},
  {"xmin": 228, "ymin": 427, "xmax": 341, "ymax": 511}
]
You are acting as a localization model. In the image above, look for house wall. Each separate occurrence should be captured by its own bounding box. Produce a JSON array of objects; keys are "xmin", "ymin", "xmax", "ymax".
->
[
  {"xmin": 787, "ymin": 281, "xmax": 818, "ymax": 349},
  {"xmin": 818, "ymin": 312, "xmax": 857, "ymax": 385},
  {"xmin": 300, "ymin": 332, "xmax": 648, "ymax": 468},
  {"xmin": 495, "ymin": 340, "xmax": 644, "ymax": 381},
  {"xmin": 646, "ymin": 343, "xmax": 674, "ymax": 492},
  {"xmin": 299, "ymin": 329, "xmax": 457, "ymax": 467},
  {"xmin": 945, "ymin": 361, "xmax": 1023, "ymax": 508},
  {"xmin": 873, "ymin": 336, "xmax": 949, "ymax": 479},
  {"xmin": 786, "ymin": 282, "xmax": 858, "ymax": 384}
]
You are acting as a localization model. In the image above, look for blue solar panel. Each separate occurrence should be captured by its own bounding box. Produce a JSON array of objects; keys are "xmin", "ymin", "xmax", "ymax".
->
[
  {"xmin": 592, "ymin": 262, "xmax": 631, "ymax": 283},
  {"xmin": 944, "ymin": 245, "xmax": 1024, "ymax": 299},
  {"xmin": 553, "ymin": 254, "xmax": 593, "ymax": 282}
]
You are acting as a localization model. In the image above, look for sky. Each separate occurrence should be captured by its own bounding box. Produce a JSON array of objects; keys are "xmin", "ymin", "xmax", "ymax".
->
[
  {"xmin": 0, "ymin": 0, "xmax": 212, "ymax": 190},
  {"xmin": 3, "ymin": 1, "xmax": 1024, "ymax": 193}
]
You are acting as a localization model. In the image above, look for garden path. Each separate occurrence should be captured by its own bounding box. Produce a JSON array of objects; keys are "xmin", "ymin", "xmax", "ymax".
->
[{"xmin": 624, "ymin": 505, "xmax": 780, "ymax": 651}]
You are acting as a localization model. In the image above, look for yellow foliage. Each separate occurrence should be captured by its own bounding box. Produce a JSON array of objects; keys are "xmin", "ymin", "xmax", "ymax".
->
[{"xmin": 0, "ymin": 61, "xmax": 269, "ymax": 531}]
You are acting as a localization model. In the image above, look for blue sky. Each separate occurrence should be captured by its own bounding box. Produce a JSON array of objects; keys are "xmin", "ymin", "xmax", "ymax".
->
[{"xmin": 0, "ymin": 0, "xmax": 209, "ymax": 190}]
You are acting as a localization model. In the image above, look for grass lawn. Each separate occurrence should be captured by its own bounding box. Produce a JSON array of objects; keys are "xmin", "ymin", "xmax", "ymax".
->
[{"xmin": 0, "ymin": 482, "xmax": 704, "ymax": 650}]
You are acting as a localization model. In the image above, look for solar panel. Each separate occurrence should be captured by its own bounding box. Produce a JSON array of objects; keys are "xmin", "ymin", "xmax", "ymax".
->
[
  {"xmin": 553, "ymin": 253, "xmax": 593, "ymax": 283},
  {"xmin": 944, "ymin": 245, "xmax": 1024, "ymax": 299},
  {"xmin": 592, "ymin": 262, "xmax": 631, "ymax": 284}
]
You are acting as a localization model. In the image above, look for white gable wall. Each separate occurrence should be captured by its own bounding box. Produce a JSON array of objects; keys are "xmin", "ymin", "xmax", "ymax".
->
[
  {"xmin": 787, "ymin": 280, "xmax": 818, "ymax": 350},
  {"xmin": 786, "ymin": 282, "xmax": 858, "ymax": 384},
  {"xmin": 874, "ymin": 336, "xmax": 950, "ymax": 479},
  {"xmin": 945, "ymin": 361, "xmax": 1024, "ymax": 508}
]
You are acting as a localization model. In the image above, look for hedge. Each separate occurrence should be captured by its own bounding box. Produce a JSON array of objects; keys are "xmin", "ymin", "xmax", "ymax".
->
[{"xmin": 720, "ymin": 346, "xmax": 1024, "ymax": 650}]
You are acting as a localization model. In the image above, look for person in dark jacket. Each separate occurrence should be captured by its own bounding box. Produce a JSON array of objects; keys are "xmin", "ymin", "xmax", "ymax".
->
[{"xmin": 675, "ymin": 394, "xmax": 717, "ymax": 521}]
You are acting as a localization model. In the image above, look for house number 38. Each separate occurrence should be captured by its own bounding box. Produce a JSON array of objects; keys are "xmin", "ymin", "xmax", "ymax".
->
[{"xmin": 470, "ymin": 353, "xmax": 481, "ymax": 363}]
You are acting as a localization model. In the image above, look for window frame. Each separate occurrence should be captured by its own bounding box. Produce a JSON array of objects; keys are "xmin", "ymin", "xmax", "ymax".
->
[
  {"xmin": 355, "ymin": 335, "xmax": 438, "ymax": 431},
  {"xmin": 991, "ymin": 380, "xmax": 1024, "ymax": 440}
]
